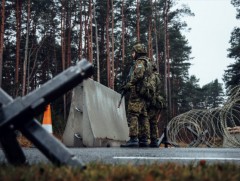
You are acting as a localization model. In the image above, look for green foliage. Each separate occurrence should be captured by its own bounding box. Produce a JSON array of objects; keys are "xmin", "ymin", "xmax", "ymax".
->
[
  {"xmin": 224, "ymin": 60, "xmax": 240, "ymax": 93},
  {"xmin": 0, "ymin": 163, "xmax": 240, "ymax": 181},
  {"xmin": 178, "ymin": 75, "xmax": 202, "ymax": 113},
  {"xmin": 224, "ymin": 1, "xmax": 240, "ymax": 94},
  {"xmin": 201, "ymin": 79, "xmax": 225, "ymax": 109},
  {"xmin": 224, "ymin": 28, "xmax": 240, "ymax": 92},
  {"xmin": 231, "ymin": 0, "xmax": 240, "ymax": 19},
  {"xmin": 178, "ymin": 77, "xmax": 225, "ymax": 113},
  {"xmin": 1, "ymin": 0, "xmax": 217, "ymax": 124}
]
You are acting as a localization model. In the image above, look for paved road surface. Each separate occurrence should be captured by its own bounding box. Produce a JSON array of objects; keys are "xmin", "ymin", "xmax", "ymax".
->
[{"xmin": 0, "ymin": 147, "xmax": 240, "ymax": 165}]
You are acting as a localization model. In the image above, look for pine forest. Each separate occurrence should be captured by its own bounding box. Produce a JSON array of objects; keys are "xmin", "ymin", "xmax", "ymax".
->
[{"xmin": 0, "ymin": 0, "xmax": 239, "ymax": 134}]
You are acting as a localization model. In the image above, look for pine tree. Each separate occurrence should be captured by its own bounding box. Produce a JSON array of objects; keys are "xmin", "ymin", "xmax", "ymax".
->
[{"xmin": 223, "ymin": 0, "xmax": 240, "ymax": 93}]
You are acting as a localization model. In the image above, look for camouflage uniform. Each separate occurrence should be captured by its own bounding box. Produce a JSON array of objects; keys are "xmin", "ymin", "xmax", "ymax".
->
[
  {"xmin": 146, "ymin": 68, "xmax": 164, "ymax": 147},
  {"xmin": 127, "ymin": 57, "xmax": 150, "ymax": 140},
  {"xmin": 120, "ymin": 43, "xmax": 150, "ymax": 147}
]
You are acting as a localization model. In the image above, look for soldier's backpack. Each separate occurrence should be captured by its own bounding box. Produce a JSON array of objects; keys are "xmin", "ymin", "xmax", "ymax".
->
[
  {"xmin": 150, "ymin": 72, "xmax": 165, "ymax": 109},
  {"xmin": 139, "ymin": 57, "xmax": 164, "ymax": 109},
  {"xmin": 138, "ymin": 56, "xmax": 153, "ymax": 98}
]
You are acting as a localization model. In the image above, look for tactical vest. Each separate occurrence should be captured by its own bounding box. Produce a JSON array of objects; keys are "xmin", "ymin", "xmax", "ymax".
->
[
  {"xmin": 137, "ymin": 56, "xmax": 153, "ymax": 98},
  {"xmin": 137, "ymin": 57, "xmax": 165, "ymax": 109}
]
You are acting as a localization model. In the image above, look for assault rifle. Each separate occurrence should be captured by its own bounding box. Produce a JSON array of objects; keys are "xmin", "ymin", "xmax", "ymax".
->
[
  {"xmin": 117, "ymin": 65, "xmax": 134, "ymax": 108},
  {"xmin": 117, "ymin": 88, "xmax": 128, "ymax": 108},
  {"xmin": 0, "ymin": 59, "xmax": 93, "ymax": 168}
]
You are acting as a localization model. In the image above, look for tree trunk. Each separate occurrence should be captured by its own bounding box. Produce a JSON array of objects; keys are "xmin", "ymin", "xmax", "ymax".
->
[
  {"xmin": 84, "ymin": 4, "xmax": 88, "ymax": 58},
  {"xmin": 22, "ymin": 0, "xmax": 30, "ymax": 96},
  {"xmin": 0, "ymin": 0, "xmax": 5, "ymax": 88},
  {"xmin": 88, "ymin": 0, "xmax": 93, "ymax": 63},
  {"xmin": 121, "ymin": 0, "xmax": 125, "ymax": 75},
  {"xmin": 106, "ymin": 0, "xmax": 110, "ymax": 87},
  {"xmin": 154, "ymin": 0, "xmax": 159, "ymax": 73},
  {"xmin": 164, "ymin": 0, "xmax": 171, "ymax": 121},
  {"xmin": 166, "ymin": 29, "xmax": 172, "ymax": 118},
  {"xmin": 136, "ymin": 0, "xmax": 140, "ymax": 42},
  {"xmin": 93, "ymin": 2, "xmax": 100, "ymax": 82},
  {"xmin": 148, "ymin": 0, "xmax": 153, "ymax": 59},
  {"xmin": 164, "ymin": 0, "xmax": 168, "ymax": 102},
  {"xmin": 78, "ymin": 0, "xmax": 83, "ymax": 59},
  {"xmin": 61, "ymin": 0, "xmax": 67, "ymax": 120},
  {"xmin": 67, "ymin": 1, "xmax": 72, "ymax": 68},
  {"xmin": 15, "ymin": 0, "xmax": 22, "ymax": 96},
  {"xmin": 149, "ymin": 0, "xmax": 153, "ymax": 59},
  {"xmin": 111, "ymin": 0, "xmax": 114, "ymax": 89}
]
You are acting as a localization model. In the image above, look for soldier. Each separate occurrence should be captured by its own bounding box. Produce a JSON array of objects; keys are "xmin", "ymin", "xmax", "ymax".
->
[
  {"xmin": 120, "ymin": 43, "xmax": 151, "ymax": 147},
  {"xmin": 146, "ymin": 63, "xmax": 165, "ymax": 147}
]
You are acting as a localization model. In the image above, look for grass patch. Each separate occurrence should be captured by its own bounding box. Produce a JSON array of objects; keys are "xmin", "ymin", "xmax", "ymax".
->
[{"xmin": 0, "ymin": 162, "xmax": 239, "ymax": 181}]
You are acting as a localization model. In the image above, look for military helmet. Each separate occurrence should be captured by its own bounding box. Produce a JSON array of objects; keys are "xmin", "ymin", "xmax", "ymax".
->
[{"xmin": 132, "ymin": 43, "xmax": 147, "ymax": 54}]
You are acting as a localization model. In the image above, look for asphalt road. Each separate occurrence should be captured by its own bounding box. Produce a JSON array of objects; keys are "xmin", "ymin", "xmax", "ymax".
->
[{"xmin": 1, "ymin": 147, "xmax": 240, "ymax": 165}]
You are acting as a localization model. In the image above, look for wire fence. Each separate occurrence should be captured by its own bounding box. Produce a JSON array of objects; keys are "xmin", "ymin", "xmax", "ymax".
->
[{"xmin": 167, "ymin": 85, "xmax": 240, "ymax": 148}]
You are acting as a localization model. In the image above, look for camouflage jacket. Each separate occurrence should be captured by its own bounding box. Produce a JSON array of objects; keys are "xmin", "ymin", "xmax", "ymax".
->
[{"xmin": 127, "ymin": 56, "xmax": 152, "ymax": 97}]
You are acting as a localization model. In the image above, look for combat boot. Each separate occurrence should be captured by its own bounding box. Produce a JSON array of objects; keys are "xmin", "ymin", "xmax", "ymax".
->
[
  {"xmin": 149, "ymin": 139, "xmax": 159, "ymax": 148},
  {"xmin": 139, "ymin": 137, "xmax": 149, "ymax": 147},
  {"xmin": 120, "ymin": 136, "xmax": 139, "ymax": 147}
]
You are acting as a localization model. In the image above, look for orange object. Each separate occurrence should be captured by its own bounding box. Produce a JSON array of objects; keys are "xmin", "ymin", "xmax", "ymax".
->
[{"xmin": 42, "ymin": 104, "xmax": 53, "ymax": 134}]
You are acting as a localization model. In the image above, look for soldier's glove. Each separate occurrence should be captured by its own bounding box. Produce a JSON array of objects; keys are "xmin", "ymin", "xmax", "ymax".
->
[{"xmin": 121, "ymin": 82, "xmax": 131, "ymax": 91}]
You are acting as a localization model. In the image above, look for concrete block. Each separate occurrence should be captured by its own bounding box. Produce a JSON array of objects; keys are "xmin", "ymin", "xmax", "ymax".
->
[{"xmin": 63, "ymin": 79, "xmax": 129, "ymax": 147}]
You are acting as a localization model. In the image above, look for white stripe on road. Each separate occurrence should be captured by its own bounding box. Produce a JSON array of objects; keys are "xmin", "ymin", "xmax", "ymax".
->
[{"xmin": 113, "ymin": 156, "xmax": 240, "ymax": 161}]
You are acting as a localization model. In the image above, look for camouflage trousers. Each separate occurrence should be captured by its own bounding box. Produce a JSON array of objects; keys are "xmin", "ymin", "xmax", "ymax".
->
[
  {"xmin": 127, "ymin": 97, "xmax": 149, "ymax": 139},
  {"xmin": 148, "ymin": 106, "xmax": 161, "ymax": 140}
]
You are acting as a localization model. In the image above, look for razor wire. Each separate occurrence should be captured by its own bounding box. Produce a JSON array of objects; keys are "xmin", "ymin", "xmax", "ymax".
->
[{"xmin": 167, "ymin": 85, "xmax": 240, "ymax": 148}]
